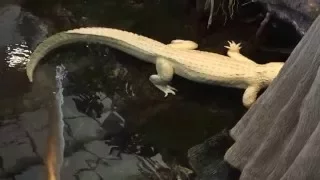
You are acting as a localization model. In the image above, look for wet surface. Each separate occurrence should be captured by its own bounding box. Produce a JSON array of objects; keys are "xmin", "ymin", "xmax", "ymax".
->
[{"xmin": 0, "ymin": 0, "xmax": 301, "ymax": 179}]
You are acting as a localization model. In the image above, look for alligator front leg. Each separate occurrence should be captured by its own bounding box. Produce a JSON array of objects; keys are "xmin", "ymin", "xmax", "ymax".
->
[
  {"xmin": 224, "ymin": 41, "xmax": 257, "ymax": 64},
  {"xmin": 242, "ymin": 84, "xmax": 262, "ymax": 108},
  {"xmin": 149, "ymin": 57, "xmax": 177, "ymax": 97},
  {"xmin": 167, "ymin": 39, "xmax": 198, "ymax": 50}
]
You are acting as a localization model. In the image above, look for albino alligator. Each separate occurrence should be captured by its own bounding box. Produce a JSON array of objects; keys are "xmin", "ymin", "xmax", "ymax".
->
[{"xmin": 26, "ymin": 27, "xmax": 284, "ymax": 108}]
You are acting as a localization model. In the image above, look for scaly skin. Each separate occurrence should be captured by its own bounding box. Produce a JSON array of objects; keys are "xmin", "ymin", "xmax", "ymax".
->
[{"xmin": 26, "ymin": 27, "xmax": 284, "ymax": 108}]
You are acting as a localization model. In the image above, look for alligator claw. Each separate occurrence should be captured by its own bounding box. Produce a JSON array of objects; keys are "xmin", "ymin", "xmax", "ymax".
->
[
  {"xmin": 224, "ymin": 41, "xmax": 242, "ymax": 52},
  {"xmin": 154, "ymin": 84, "xmax": 177, "ymax": 97}
]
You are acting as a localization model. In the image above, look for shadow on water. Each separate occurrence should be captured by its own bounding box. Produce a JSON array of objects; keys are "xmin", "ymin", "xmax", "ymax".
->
[{"xmin": 0, "ymin": 0, "xmax": 302, "ymax": 179}]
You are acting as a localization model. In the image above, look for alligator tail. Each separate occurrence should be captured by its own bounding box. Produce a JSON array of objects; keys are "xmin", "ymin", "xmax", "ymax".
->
[{"xmin": 26, "ymin": 32, "xmax": 89, "ymax": 82}]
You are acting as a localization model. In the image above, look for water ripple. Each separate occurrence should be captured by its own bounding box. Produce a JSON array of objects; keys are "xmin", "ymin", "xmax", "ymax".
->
[{"xmin": 4, "ymin": 41, "xmax": 31, "ymax": 70}]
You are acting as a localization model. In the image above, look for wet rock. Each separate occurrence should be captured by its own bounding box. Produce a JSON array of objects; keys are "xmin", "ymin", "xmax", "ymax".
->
[
  {"xmin": 15, "ymin": 165, "xmax": 46, "ymax": 180},
  {"xmin": 187, "ymin": 130, "xmax": 240, "ymax": 180},
  {"xmin": 78, "ymin": 171, "xmax": 100, "ymax": 180},
  {"xmin": 95, "ymin": 153, "xmax": 140, "ymax": 179},
  {"xmin": 84, "ymin": 140, "xmax": 111, "ymax": 158},
  {"xmin": 62, "ymin": 96, "xmax": 87, "ymax": 118},
  {"xmin": 61, "ymin": 151, "xmax": 98, "ymax": 180},
  {"xmin": 62, "ymin": 96, "xmax": 106, "ymax": 141},
  {"xmin": 0, "ymin": 120, "xmax": 36, "ymax": 171},
  {"xmin": 199, "ymin": 0, "xmax": 317, "ymax": 35},
  {"xmin": 101, "ymin": 111, "xmax": 126, "ymax": 135},
  {"xmin": 257, "ymin": 0, "xmax": 315, "ymax": 35},
  {"xmin": 19, "ymin": 109, "xmax": 50, "ymax": 159},
  {"xmin": 0, "ymin": 4, "xmax": 23, "ymax": 46}
]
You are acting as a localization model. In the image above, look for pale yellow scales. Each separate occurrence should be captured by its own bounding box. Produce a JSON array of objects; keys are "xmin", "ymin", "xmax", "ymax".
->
[{"xmin": 26, "ymin": 27, "xmax": 284, "ymax": 108}]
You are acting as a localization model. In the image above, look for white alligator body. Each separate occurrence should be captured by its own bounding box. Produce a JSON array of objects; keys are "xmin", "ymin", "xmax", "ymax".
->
[{"xmin": 26, "ymin": 27, "xmax": 284, "ymax": 108}]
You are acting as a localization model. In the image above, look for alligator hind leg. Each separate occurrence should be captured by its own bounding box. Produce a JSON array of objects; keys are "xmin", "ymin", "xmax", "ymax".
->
[
  {"xmin": 149, "ymin": 57, "xmax": 177, "ymax": 97},
  {"xmin": 167, "ymin": 39, "xmax": 198, "ymax": 50},
  {"xmin": 242, "ymin": 84, "xmax": 262, "ymax": 108},
  {"xmin": 224, "ymin": 41, "xmax": 257, "ymax": 64}
]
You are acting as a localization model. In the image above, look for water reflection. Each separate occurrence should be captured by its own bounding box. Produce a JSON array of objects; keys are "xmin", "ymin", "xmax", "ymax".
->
[{"xmin": 5, "ymin": 41, "xmax": 31, "ymax": 69}]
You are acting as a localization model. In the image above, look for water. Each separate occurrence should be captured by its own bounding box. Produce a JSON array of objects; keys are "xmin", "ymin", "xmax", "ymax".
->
[{"xmin": 0, "ymin": 0, "xmax": 300, "ymax": 179}]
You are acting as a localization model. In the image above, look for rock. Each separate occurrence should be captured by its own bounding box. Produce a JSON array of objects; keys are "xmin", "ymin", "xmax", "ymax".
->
[
  {"xmin": 19, "ymin": 109, "xmax": 50, "ymax": 159},
  {"xmin": 61, "ymin": 151, "xmax": 98, "ymax": 180},
  {"xmin": 0, "ymin": 4, "xmax": 22, "ymax": 46},
  {"xmin": 94, "ymin": 153, "xmax": 140, "ymax": 180},
  {"xmin": 0, "ymin": 119, "xmax": 37, "ymax": 171},
  {"xmin": 78, "ymin": 171, "xmax": 100, "ymax": 180},
  {"xmin": 187, "ymin": 130, "xmax": 240, "ymax": 180},
  {"xmin": 84, "ymin": 140, "xmax": 111, "ymax": 158},
  {"xmin": 15, "ymin": 165, "xmax": 46, "ymax": 180},
  {"xmin": 62, "ymin": 96, "xmax": 106, "ymax": 141}
]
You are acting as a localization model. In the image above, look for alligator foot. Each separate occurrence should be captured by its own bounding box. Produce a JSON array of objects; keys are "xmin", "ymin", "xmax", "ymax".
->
[
  {"xmin": 243, "ymin": 84, "xmax": 262, "ymax": 108},
  {"xmin": 155, "ymin": 84, "xmax": 177, "ymax": 97},
  {"xmin": 150, "ymin": 75, "xmax": 177, "ymax": 97},
  {"xmin": 167, "ymin": 39, "xmax": 198, "ymax": 50},
  {"xmin": 149, "ymin": 57, "xmax": 177, "ymax": 97},
  {"xmin": 225, "ymin": 41, "xmax": 257, "ymax": 64},
  {"xmin": 224, "ymin": 41, "xmax": 241, "ymax": 52}
]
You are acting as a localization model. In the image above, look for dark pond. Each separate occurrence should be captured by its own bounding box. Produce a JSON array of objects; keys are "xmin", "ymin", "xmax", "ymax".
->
[{"xmin": 0, "ymin": 0, "xmax": 301, "ymax": 179}]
